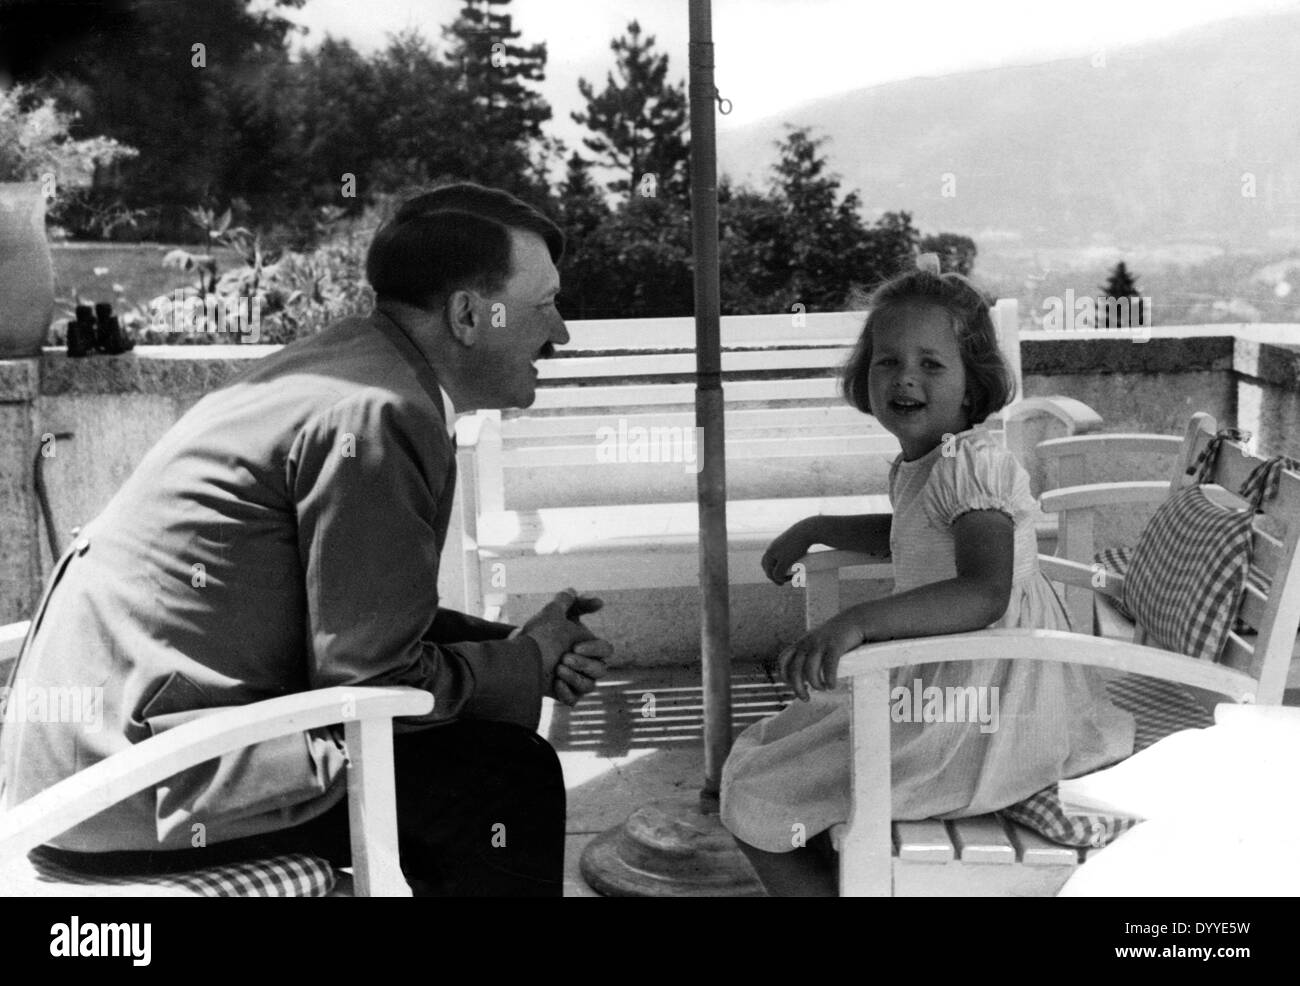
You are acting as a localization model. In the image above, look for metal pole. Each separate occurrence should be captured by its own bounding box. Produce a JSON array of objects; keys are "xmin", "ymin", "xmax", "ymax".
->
[{"xmin": 688, "ymin": 0, "xmax": 732, "ymax": 806}]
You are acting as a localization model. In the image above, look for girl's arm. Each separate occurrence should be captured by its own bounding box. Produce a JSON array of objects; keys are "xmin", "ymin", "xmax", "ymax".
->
[
  {"xmin": 763, "ymin": 513, "xmax": 891, "ymax": 584},
  {"xmin": 779, "ymin": 510, "xmax": 1015, "ymax": 697},
  {"xmin": 803, "ymin": 513, "xmax": 892, "ymax": 556}
]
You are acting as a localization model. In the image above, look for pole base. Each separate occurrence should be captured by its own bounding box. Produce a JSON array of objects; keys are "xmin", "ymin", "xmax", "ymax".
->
[{"xmin": 579, "ymin": 797, "xmax": 767, "ymax": 897}]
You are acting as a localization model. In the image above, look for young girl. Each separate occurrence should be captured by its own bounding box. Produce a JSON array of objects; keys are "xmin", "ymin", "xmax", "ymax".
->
[{"xmin": 720, "ymin": 268, "xmax": 1135, "ymax": 896}]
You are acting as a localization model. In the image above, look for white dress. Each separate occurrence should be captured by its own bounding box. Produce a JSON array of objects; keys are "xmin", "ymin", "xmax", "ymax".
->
[{"xmin": 720, "ymin": 428, "xmax": 1135, "ymax": 853}]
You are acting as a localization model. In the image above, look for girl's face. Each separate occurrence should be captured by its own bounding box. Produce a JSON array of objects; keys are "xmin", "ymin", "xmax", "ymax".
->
[{"xmin": 866, "ymin": 302, "xmax": 971, "ymax": 460}]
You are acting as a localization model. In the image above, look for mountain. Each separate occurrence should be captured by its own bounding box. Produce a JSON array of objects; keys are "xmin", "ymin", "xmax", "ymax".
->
[{"xmin": 717, "ymin": 10, "xmax": 1300, "ymax": 249}]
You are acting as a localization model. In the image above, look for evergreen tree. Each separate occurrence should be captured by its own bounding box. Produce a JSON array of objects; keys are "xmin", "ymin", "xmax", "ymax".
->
[
  {"xmin": 572, "ymin": 20, "xmax": 689, "ymax": 201},
  {"xmin": 570, "ymin": 194, "xmax": 694, "ymax": 318},
  {"xmin": 767, "ymin": 126, "xmax": 877, "ymax": 311},
  {"xmin": 369, "ymin": 31, "xmax": 463, "ymax": 190},
  {"xmin": 442, "ymin": 0, "xmax": 551, "ymax": 198},
  {"xmin": 1099, "ymin": 261, "xmax": 1142, "ymax": 327},
  {"xmin": 292, "ymin": 38, "xmax": 384, "ymax": 206},
  {"xmin": 555, "ymin": 153, "xmax": 611, "ymax": 319},
  {"xmin": 2, "ymin": 0, "xmax": 306, "ymax": 240}
]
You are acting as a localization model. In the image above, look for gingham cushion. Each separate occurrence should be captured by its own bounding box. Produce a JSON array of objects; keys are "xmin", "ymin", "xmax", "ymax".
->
[
  {"xmin": 1122, "ymin": 485, "xmax": 1253, "ymax": 662},
  {"xmin": 1094, "ymin": 545, "xmax": 1266, "ymax": 634},
  {"xmin": 0, "ymin": 848, "xmax": 336, "ymax": 897},
  {"xmin": 1000, "ymin": 673, "xmax": 1214, "ymax": 848}
]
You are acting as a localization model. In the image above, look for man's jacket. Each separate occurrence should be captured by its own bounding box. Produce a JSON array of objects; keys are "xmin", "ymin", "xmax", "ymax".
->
[{"xmin": 0, "ymin": 313, "xmax": 546, "ymax": 851}]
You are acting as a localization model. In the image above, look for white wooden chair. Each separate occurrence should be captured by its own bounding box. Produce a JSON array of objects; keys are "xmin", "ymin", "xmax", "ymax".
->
[
  {"xmin": 800, "ymin": 413, "xmax": 1300, "ymax": 900},
  {"xmin": 823, "ymin": 414, "xmax": 1300, "ymax": 895},
  {"xmin": 0, "ymin": 622, "xmax": 431, "ymax": 896},
  {"xmin": 1036, "ymin": 422, "xmax": 1300, "ymax": 691},
  {"xmin": 1035, "ymin": 428, "xmax": 1194, "ymax": 636}
]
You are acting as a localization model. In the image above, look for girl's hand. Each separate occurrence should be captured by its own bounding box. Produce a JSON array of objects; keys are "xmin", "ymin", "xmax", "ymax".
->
[
  {"xmin": 762, "ymin": 520, "xmax": 816, "ymax": 585},
  {"xmin": 777, "ymin": 612, "xmax": 868, "ymax": 701}
]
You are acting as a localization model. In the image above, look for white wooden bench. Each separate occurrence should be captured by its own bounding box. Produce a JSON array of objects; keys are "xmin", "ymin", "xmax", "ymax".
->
[{"xmin": 441, "ymin": 302, "xmax": 1100, "ymax": 621}]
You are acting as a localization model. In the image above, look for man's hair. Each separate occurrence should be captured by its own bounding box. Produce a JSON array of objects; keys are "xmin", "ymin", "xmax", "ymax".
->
[{"xmin": 366, "ymin": 183, "xmax": 564, "ymax": 310}]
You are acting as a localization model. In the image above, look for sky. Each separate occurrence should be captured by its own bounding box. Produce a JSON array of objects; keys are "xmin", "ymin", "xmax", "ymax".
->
[{"xmin": 276, "ymin": 0, "xmax": 1298, "ymax": 166}]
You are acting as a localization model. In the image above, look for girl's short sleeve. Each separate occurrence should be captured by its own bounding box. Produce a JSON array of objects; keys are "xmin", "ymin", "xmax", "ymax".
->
[{"xmin": 922, "ymin": 434, "xmax": 1034, "ymax": 529}]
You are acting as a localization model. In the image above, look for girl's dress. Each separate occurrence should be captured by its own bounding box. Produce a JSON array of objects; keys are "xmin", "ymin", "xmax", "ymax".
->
[{"xmin": 720, "ymin": 427, "xmax": 1135, "ymax": 852}]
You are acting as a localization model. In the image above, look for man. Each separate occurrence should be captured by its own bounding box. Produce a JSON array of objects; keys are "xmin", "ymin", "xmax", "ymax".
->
[{"xmin": 0, "ymin": 183, "xmax": 611, "ymax": 896}]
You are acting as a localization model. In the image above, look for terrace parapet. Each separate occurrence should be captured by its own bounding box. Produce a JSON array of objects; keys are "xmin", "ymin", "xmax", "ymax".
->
[{"xmin": 1, "ymin": 326, "xmax": 1297, "ymax": 656}]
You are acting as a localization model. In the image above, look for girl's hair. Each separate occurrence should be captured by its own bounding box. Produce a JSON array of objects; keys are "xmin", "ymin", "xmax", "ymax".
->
[{"xmin": 840, "ymin": 269, "xmax": 1016, "ymax": 425}]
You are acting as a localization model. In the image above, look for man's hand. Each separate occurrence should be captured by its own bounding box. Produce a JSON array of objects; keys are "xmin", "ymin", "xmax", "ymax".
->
[
  {"xmin": 552, "ymin": 638, "xmax": 613, "ymax": 706},
  {"xmin": 520, "ymin": 588, "xmax": 613, "ymax": 705}
]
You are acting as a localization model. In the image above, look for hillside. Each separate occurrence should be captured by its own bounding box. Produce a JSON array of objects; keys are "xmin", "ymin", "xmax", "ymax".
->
[{"xmin": 718, "ymin": 9, "xmax": 1300, "ymax": 249}]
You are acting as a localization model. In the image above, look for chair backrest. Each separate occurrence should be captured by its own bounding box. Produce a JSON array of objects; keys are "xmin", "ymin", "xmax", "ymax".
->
[{"xmin": 1159, "ymin": 414, "xmax": 1300, "ymax": 704}]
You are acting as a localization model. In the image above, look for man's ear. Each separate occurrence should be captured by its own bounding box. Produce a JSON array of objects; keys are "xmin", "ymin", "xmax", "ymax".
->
[{"xmin": 445, "ymin": 289, "xmax": 480, "ymax": 346}]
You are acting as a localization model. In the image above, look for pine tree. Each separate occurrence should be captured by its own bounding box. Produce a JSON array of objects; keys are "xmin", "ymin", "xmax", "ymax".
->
[
  {"xmin": 571, "ymin": 20, "xmax": 689, "ymax": 201},
  {"xmin": 1099, "ymin": 261, "xmax": 1142, "ymax": 327},
  {"xmin": 441, "ymin": 0, "xmax": 552, "ymax": 198},
  {"xmin": 768, "ymin": 126, "xmax": 878, "ymax": 311},
  {"xmin": 555, "ymin": 153, "xmax": 611, "ymax": 319}
]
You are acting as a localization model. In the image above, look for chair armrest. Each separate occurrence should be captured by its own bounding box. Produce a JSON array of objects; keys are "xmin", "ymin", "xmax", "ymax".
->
[
  {"xmin": 0, "ymin": 685, "xmax": 432, "ymax": 892},
  {"xmin": 996, "ymin": 395, "xmax": 1104, "ymax": 434},
  {"xmin": 1040, "ymin": 481, "xmax": 1171, "ymax": 515},
  {"xmin": 836, "ymin": 628, "xmax": 1257, "ymax": 700},
  {"xmin": 0, "ymin": 621, "xmax": 29, "ymax": 670},
  {"xmin": 799, "ymin": 548, "xmax": 890, "ymax": 572},
  {"xmin": 1037, "ymin": 555, "xmax": 1125, "ymax": 599},
  {"xmin": 453, "ymin": 410, "xmax": 500, "ymax": 450},
  {"xmin": 1036, "ymin": 433, "xmax": 1184, "ymax": 461}
]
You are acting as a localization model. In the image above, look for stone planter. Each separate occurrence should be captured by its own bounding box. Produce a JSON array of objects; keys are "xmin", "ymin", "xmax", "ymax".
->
[{"xmin": 0, "ymin": 181, "xmax": 55, "ymax": 358}]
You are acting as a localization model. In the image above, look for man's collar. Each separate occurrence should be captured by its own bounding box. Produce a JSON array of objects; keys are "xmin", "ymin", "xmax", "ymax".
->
[
  {"xmin": 370, "ymin": 308, "xmax": 457, "ymax": 438},
  {"xmin": 440, "ymin": 387, "xmax": 457, "ymax": 438}
]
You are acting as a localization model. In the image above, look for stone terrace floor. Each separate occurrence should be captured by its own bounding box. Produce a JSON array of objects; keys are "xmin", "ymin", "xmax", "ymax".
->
[{"xmin": 541, "ymin": 661, "xmax": 790, "ymax": 897}]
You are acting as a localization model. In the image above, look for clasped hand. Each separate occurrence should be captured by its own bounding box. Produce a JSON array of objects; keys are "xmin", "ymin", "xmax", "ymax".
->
[{"xmin": 520, "ymin": 587, "xmax": 613, "ymax": 706}]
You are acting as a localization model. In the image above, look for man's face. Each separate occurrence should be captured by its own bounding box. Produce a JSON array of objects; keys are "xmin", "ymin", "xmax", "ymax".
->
[{"xmin": 466, "ymin": 228, "xmax": 568, "ymax": 409}]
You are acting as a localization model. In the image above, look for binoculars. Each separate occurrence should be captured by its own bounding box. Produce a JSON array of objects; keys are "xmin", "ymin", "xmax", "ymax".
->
[{"xmin": 66, "ymin": 302, "xmax": 135, "ymax": 357}]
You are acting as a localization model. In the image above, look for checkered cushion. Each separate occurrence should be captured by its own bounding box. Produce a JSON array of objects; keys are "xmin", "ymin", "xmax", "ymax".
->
[
  {"xmin": 1094, "ymin": 545, "xmax": 1266, "ymax": 634},
  {"xmin": 1000, "ymin": 673, "xmax": 1214, "ymax": 848},
  {"xmin": 0, "ymin": 847, "xmax": 336, "ymax": 897},
  {"xmin": 1123, "ymin": 485, "xmax": 1253, "ymax": 662}
]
